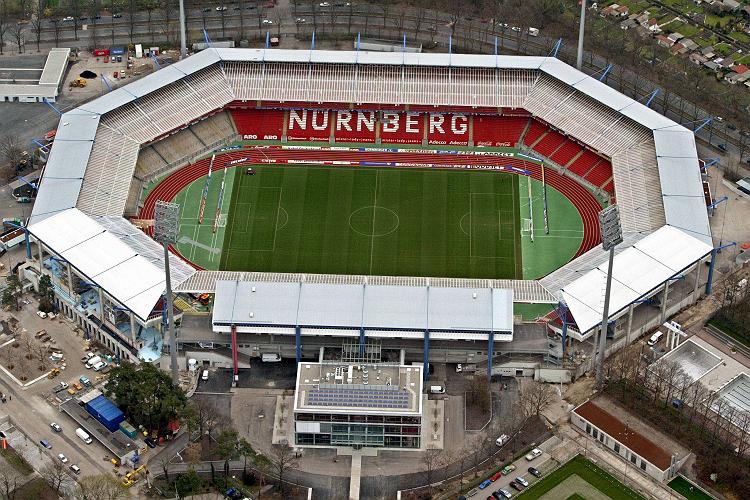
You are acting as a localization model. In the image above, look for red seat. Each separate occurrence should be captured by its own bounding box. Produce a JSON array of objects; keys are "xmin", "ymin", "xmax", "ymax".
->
[
  {"xmin": 532, "ymin": 130, "xmax": 567, "ymax": 157},
  {"xmin": 522, "ymin": 120, "xmax": 547, "ymax": 146},
  {"xmin": 568, "ymin": 150, "xmax": 601, "ymax": 176},
  {"xmin": 584, "ymin": 160, "xmax": 613, "ymax": 188},
  {"xmin": 550, "ymin": 140, "xmax": 584, "ymax": 167}
]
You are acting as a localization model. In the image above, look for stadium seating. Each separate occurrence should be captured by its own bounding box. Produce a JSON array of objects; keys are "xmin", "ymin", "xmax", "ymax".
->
[
  {"xmin": 550, "ymin": 140, "xmax": 584, "ymax": 167},
  {"xmin": 522, "ymin": 120, "xmax": 548, "ymax": 147},
  {"xmin": 231, "ymin": 109, "xmax": 284, "ymax": 140},
  {"xmin": 134, "ymin": 146, "xmax": 168, "ymax": 179},
  {"xmin": 567, "ymin": 150, "xmax": 602, "ymax": 177},
  {"xmin": 191, "ymin": 112, "xmax": 236, "ymax": 145},
  {"xmin": 473, "ymin": 115, "xmax": 529, "ymax": 147},
  {"xmin": 532, "ymin": 129, "xmax": 566, "ymax": 157},
  {"xmin": 584, "ymin": 159, "xmax": 614, "ymax": 190}
]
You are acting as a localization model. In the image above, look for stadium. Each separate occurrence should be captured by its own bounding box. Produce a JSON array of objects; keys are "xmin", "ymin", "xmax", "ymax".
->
[{"xmin": 22, "ymin": 48, "xmax": 714, "ymax": 377}]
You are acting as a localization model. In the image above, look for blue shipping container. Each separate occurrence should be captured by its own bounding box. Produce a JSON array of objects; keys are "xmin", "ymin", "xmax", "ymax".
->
[
  {"xmin": 109, "ymin": 46, "xmax": 125, "ymax": 56},
  {"xmin": 85, "ymin": 395, "xmax": 125, "ymax": 432}
]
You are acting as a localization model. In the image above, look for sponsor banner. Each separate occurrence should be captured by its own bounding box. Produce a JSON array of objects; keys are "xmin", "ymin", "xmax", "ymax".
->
[{"xmin": 232, "ymin": 109, "xmax": 283, "ymax": 141}]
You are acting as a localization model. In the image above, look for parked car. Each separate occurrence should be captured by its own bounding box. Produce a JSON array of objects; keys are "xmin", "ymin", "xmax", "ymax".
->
[
  {"xmin": 62, "ymin": 16, "xmax": 74, "ymax": 22},
  {"xmin": 40, "ymin": 439, "xmax": 52, "ymax": 449},
  {"xmin": 93, "ymin": 361, "xmax": 107, "ymax": 372},
  {"xmin": 515, "ymin": 476, "xmax": 529, "ymax": 487},
  {"xmin": 54, "ymin": 381, "xmax": 69, "ymax": 392},
  {"xmin": 496, "ymin": 434, "xmax": 509, "ymax": 447},
  {"xmin": 144, "ymin": 437, "xmax": 157, "ymax": 448},
  {"xmin": 497, "ymin": 490, "xmax": 512, "ymax": 499},
  {"xmin": 478, "ymin": 479, "xmax": 492, "ymax": 490},
  {"xmin": 57, "ymin": 453, "xmax": 68, "ymax": 463},
  {"xmin": 201, "ymin": 369, "xmax": 209, "ymax": 381},
  {"xmin": 490, "ymin": 472, "xmax": 501, "ymax": 482},
  {"xmin": 50, "ymin": 422, "xmax": 62, "ymax": 432},
  {"xmin": 501, "ymin": 464, "xmax": 516, "ymax": 475},
  {"xmin": 509, "ymin": 481, "xmax": 522, "ymax": 491},
  {"xmin": 527, "ymin": 466, "xmax": 542, "ymax": 477},
  {"xmin": 70, "ymin": 464, "xmax": 81, "ymax": 474},
  {"xmin": 525, "ymin": 448, "xmax": 542, "ymax": 461},
  {"xmin": 112, "ymin": 13, "xmax": 122, "ymax": 18}
]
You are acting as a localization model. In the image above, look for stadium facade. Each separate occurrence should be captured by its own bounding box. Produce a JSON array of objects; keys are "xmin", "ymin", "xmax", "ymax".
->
[{"xmin": 21, "ymin": 48, "xmax": 714, "ymax": 374}]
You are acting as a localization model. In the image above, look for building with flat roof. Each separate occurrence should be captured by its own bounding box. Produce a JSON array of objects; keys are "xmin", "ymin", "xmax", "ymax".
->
[
  {"xmin": 293, "ymin": 362, "xmax": 423, "ymax": 449},
  {"xmin": 212, "ymin": 280, "xmax": 513, "ymax": 378},
  {"xmin": 0, "ymin": 48, "xmax": 69, "ymax": 102},
  {"xmin": 571, "ymin": 400, "xmax": 688, "ymax": 482}
]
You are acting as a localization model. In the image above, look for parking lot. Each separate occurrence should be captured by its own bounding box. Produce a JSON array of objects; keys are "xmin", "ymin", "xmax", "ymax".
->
[
  {"xmin": 0, "ymin": 294, "xmax": 121, "ymax": 478},
  {"xmin": 465, "ymin": 451, "xmax": 556, "ymax": 499}
]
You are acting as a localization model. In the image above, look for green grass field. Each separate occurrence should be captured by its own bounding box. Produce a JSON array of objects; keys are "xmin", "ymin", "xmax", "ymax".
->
[
  {"xmin": 167, "ymin": 144, "xmax": 585, "ymax": 277},
  {"xmin": 518, "ymin": 455, "xmax": 644, "ymax": 500},
  {"xmin": 667, "ymin": 476, "xmax": 714, "ymax": 500},
  {"xmin": 220, "ymin": 165, "xmax": 522, "ymax": 279}
]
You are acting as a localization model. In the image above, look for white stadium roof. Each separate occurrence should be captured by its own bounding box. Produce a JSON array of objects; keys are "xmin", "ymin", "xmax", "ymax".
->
[
  {"xmin": 28, "ymin": 48, "xmax": 712, "ymax": 328},
  {"xmin": 212, "ymin": 280, "xmax": 514, "ymax": 339}
]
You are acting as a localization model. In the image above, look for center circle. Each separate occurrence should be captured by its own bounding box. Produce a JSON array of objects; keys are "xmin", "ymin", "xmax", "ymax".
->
[{"xmin": 348, "ymin": 206, "xmax": 400, "ymax": 237}]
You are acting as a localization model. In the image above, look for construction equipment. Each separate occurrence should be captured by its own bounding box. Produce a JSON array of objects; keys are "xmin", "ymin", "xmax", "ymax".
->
[
  {"xmin": 69, "ymin": 78, "xmax": 87, "ymax": 88},
  {"xmin": 47, "ymin": 368, "xmax": 60, "ymax": 379}
]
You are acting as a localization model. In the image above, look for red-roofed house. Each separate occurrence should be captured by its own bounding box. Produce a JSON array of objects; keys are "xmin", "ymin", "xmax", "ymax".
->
[
  {"xmin": 572, "ymin": 400, "xmax": 690, "ymax": 482},
  {"xmin": 656, "ymin": 35, "xmax": 673, "ymax": 47},
  {"xmin": 734, "ymin": 64, "xmax": 749, "ymax": 74}
]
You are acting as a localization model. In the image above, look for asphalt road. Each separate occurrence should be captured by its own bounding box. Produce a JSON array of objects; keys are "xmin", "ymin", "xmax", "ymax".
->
[{"xmin": 13, "ymin": 0, "xmax": 742, "ymax": 162}]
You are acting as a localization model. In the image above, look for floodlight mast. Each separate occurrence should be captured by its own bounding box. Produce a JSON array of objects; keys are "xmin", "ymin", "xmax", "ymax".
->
[
  {"xmin": 595, "ymin": 205, "xmax": 623, "ymax": 389},
  {"xmin": 577, "ymin": 0, "xmax": 587, "ymax": 70},
  {"xmin": 154, "ymin": 201, "xmax": 181, "ymax": 384},
  {"xmin": 179, "ymin": 0, "xmax": 187, "ymax": 59}
]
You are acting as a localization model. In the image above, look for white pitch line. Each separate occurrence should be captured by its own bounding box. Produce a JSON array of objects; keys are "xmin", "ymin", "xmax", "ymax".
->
[{"xmin": 369, "ymin": 170, "xmax": 379, "ymax": 275}]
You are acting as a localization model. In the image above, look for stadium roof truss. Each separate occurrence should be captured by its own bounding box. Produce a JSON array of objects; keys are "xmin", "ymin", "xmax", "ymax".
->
[{"xmin": 28, "ymin": 49, "xmax": 712, "ymax": 331}]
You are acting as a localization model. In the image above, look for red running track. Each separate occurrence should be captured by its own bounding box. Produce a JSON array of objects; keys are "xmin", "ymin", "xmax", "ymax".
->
[{"xmin": 140, "ymin": 148, "xmax": 602, "ymax": 269}]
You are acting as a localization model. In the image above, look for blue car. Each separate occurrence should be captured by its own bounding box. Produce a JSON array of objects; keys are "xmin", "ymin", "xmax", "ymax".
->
[
  {"xmin": 40, "ymin": 439, "xmax": 52, "ymax": 449},
  {"xmin": 479, "ymin": 479, "xmax": 492, "ymax": 490}
]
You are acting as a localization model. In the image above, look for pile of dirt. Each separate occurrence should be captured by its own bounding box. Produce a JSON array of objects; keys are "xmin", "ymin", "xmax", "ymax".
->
[{"xmin": 79, "ymin": 70, "xmax": 97, "ymax": 79}]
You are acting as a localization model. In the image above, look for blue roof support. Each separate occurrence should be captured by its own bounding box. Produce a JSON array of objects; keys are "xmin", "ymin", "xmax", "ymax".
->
[
  {"xmin": 423, "ymin": 330, "xmax": 430, "ymax": 382},
  {"xmin": 598, "ymin": 63, "xmax": 612, "ymax": 82},
  {"xmin": 295, "ymin": 326, "xmax": 302, "ymax": 363},
  {"xmin": 487, "ymin": 330, "xmax": 494, "ymax": 378},
  {"xmin": 43, "ymin": 98, "xmax": 62, "ymax": 116}
]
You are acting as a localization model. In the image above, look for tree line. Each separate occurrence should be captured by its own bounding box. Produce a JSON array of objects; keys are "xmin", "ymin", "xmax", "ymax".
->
[{"xmin": 604, "ymin": 343, "xmax": 750, "ymax": 498}]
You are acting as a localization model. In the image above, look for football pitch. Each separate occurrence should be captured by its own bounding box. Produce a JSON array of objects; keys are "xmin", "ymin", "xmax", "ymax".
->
[{"xmin": 219, "ymin": 165, "xmax": 523, "ymax": 279}]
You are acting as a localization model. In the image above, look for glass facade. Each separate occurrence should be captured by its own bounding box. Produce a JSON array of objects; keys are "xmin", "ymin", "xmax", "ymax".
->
[{"xmin": 294, "ymin": 412, "xmax": 421, "ymax": 449}]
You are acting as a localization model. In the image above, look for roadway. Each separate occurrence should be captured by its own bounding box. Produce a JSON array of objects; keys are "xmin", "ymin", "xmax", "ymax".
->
[{"xmin": 20, "ymin": 0, "xmax": 745, "ymax": 163}]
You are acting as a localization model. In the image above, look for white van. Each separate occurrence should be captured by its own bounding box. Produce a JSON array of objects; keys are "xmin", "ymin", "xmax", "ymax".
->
[
  {"xmin": 261, "ymin": 353, "xmax": 281, "ymax": 363},
  {"xmin": 93, "ymin": 361, "xmax": 107, "ymax": 371},
  {"xmin": 429, "ymin": 385, "xmax": 445, "ymax": 394},
  {"xmin": 496, "ymin": 434, "xmax": 509, "ymax": 447},
  {"xmin": 75, "ymin": 428, "xmax": 93, "ymax": 444},
  {"xmin": 528, "ymin": 27, "xmax": 540, "ymax": 36},
  {"xmin": 201, "ymin": 369, "xmax": 209, "ymax": 381},
  {"xmin": 647, "ymin": 331, "xmax": 664, "ymax": 347}
]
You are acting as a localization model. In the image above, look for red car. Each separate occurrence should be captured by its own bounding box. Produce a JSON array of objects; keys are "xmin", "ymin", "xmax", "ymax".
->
[{"xmin": 490, "ymin": 472, "xmax": 502, "ymax": 482}]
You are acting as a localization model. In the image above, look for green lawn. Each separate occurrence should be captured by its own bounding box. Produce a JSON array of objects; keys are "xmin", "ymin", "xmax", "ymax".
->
[
  {"xmin": 219, "ymin": 165, "xmax": 523, "ymax": 278},
  {"xmin": 519, "ymin": 175, "xmax": 584, "ymax": 279},
  {"xmin": 172, "ymin": 165, "xmax": 236, "ymax": 270},
  {"xmin": 668, "ymin": 476, "xmax": 715, "ymax": 500},
  {"xmin": 518, "ymin": 455, "xmax": 645, "ymax": 500}
]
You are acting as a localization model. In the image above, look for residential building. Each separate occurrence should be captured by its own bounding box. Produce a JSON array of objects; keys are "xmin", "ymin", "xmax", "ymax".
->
[{"xmin": 656, "ymin": 35, "xmax": 674, "ymax": 47}]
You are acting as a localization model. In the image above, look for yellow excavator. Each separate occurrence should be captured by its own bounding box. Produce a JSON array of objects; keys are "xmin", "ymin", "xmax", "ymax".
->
[{"xmin": 69, "ymin": 78, "xmax": 87, "ymax": 88}]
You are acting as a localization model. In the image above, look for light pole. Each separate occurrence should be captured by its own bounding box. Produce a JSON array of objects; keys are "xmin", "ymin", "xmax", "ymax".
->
[
  {"xmin": 178, "ymin": 0, "xmax": 187, "ymax": 59},
  {"xmin": 595, "ymin": 205, "xmax": 622, "ymax": 389},
  {"xmin": 154, "ymin": 201, "xmax": 180, "ymax": 384},
  {"xmin": 577, "ymin": 0, "xmax": 587, "ymax": 70}
]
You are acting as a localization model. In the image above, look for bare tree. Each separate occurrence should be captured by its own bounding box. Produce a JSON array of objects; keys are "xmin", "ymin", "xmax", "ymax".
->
[
  {"xmin": 41, "ymin": 460, "xmax": 73, "ymax": 494},
  {"xmin": 7, "ymin": 21, "xmax": 23, "ymax": 53},
  {"xmin": 0, "ymin": 1, "xmax": 8, "ymax": 55},
  {"xmin": 86, "ymin": 0, "xmax": 101, "ymax": 48},
  {"xmin": 0, "ymin": 134, "xmax": 23, "ymax": 174},
  {"xmin": 0, "ymin": 466, "xmax": 19, "ymax": 500},
  {"xmin": 29, "ymin": 0, "xmax": 45, "ymax": 52},
  {"xmin": 159, "ymin": 0, "xmax": 175, "ymax": 45},
  {"xmin": 75, "ymin": 474, "xmax": 128, "ymax": 500},
  {"xmin": 520, "ymin": 380, "xmax": 553, "ymax": 417},
  {"xmin": 421, "ymin": 448, "xmax": 447, "ymax": 496},
  {"xmin": 270, "ymin": 443, "xmax": 299, "ymax": 495},
  {"xmin": 35, "ymin": 343, "xmax": 48, "ymax": 371}
]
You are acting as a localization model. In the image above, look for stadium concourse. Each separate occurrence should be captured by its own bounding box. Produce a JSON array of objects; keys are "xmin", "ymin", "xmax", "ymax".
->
[{"xmin": 23, "ymin": 48, "xmax": 713, "ymax": 376}]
